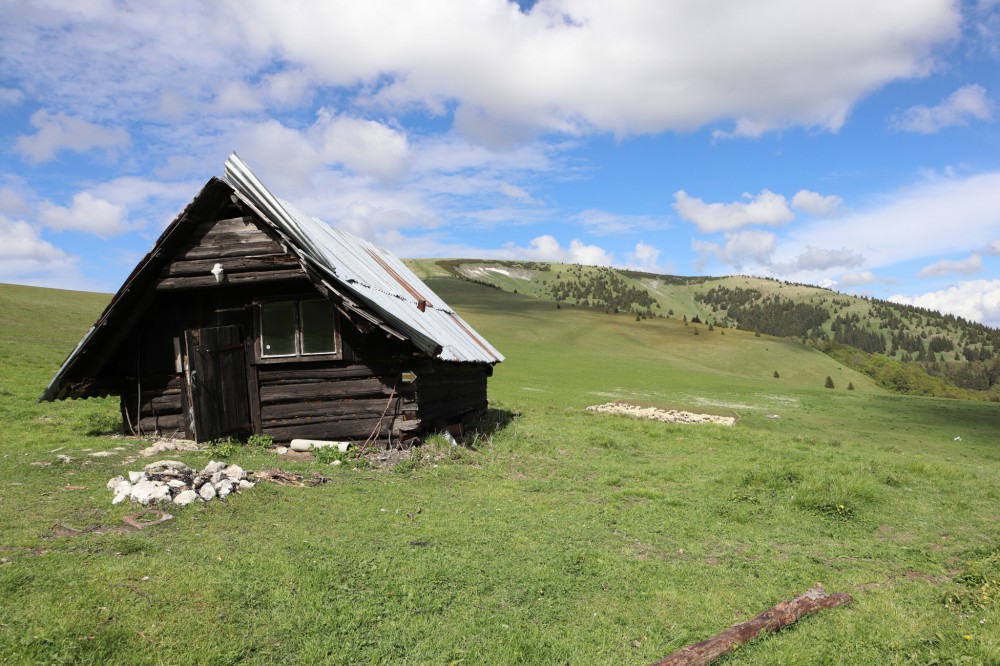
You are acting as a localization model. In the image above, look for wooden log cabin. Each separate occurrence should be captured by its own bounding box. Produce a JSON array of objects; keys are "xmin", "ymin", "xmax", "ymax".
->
[{"xmin": 40, "ymin": 154, "xmax": 503, "ymax": 445}]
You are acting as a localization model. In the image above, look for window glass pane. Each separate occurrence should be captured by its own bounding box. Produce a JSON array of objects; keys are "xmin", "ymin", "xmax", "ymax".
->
[
  {"xmin": 260, "ymin": 302, "xmax": 297, "ymax": 357},
  {"xmin": 300, "ymin": 300, "xmax": 336, "ymax": 354}
]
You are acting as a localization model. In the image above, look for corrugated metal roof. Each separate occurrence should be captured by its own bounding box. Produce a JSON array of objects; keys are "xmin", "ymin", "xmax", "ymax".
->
[{"xmin": 224, "ymin": 153, "xmax": 503, "ymax": 365}]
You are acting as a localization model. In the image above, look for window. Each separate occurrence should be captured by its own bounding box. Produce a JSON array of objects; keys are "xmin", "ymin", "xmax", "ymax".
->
[{"xmin": 258, "ymin": 299, "xmax": 338, "ymax": 359}]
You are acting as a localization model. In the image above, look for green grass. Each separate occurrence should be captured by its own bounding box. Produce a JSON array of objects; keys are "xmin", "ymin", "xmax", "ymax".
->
[{"xmin": 2, "ymin": 280, "xmax": 1000, "ymax": 664}]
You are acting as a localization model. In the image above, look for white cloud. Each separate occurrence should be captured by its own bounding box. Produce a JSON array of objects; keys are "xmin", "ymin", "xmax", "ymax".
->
[
  {"xmin": 891, "ymin": 84, "xmax": 994, "ymax": 133},
  {"xmin": 214, "ymin": 81, "xmax": 265, "ymax": 114},
  {"xmin": 14, "ymin": 110, "xmax": 129, "ymax": 164},
  {"xmin": 313, "ymin": 111, "xmax": 412, "ymax": 182},
  {"xmin": 783, "ymin": 170, "xmax": 1000, "ymax": 270},
  {"xmin": 38, "ymin": 193, "xmax": 131, "ymax": 237},
  {"xmin": 891, "ymin": 280, "xmax": 1000, "ymax": 327},
  {"xmin": 0, "ymin": 216, "xmax": 80, "ymax": 285},
  {"xmin": 0, "ymin": 87, "xmax": 24, "ymax": 106},
  {"xmin": 674, "ymin": 189, "xmax": 794, "ymax": 233},
  {"xmin": 785, "ymin": 246, "xmax": 864, "ymax": 272},
  {"xmin": 985, "ymin": 240, "xmax": 1000, "ymax": 254},
  {"xmin": 502, "ymin": 235, "xmax": 613, "ymax": 266},
  {"xmin": 918, "ymin": 253, "xmax": 984, "ymax": 277},
  {"xmin": 0, "ymin": 187, "xmax": 30, "ymax": 217},
  {"xmin": 692, "ymin": 230, "xmax": 777, "ymax": 270},
  {"xmin": 500, "ymin": 183, "xmax": 532, "ymax": 201},
  {"xmin": 1, "ymin": 1, "xmax": 960, "ymax": 138},
  {"xmin": 572, "ymin": 209, "xmax": 667, "ymax": 236},
  {"xmin": 791, "ymin": 190, "xmax": 843, "ymax": 217},
  {"xmin": 625, "ymin": 241, "xmax": 663, "ymax": 272},
  {"xmin": 839, "ymin": 270, "xmax": 879, "ymax": 287}
]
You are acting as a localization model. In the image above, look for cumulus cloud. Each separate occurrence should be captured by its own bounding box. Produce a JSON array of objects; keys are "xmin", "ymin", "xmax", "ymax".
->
[
  {"xmin": 38, "ymin": 193, "xmax": 131, "ymax": 237},
  {"xmin": 692, "ymin": 230, "xmax": 777, "ymax": 271},
  {"xmin": 0, "ymin": 216, "xmax": 80, "ymax": 284},
  {"xmin": 674, "ymin": 189, "xmax": 794, "ymax": 233},
  {"xmin": 503, "ymin": 235, "xmax": 613, "ymax": 266},
  {"xmin": 791, "ymin": 190, "xmax": 843, "ymax": 216},
  {"xmin": 1, "ymin": 1, "xmax": 960, "ymax": 138},
  {"xmin": 891, "ymin": 85, "xmax": 994, "ymax": 133},
  {"xmin": 625, "ymin": 241, "xmax": 664, "ymax": 272},
  {"xmin": 891, "ymin": 280, "xmax": 1000, "ymax": 327},
  {"xmin": 0, "ymin": 187, "xmax": 30, "ymax": 217},
  {"xmin": 14, "ymin": 110, "xmax": 129, "ymax": 164},
  {"xmin": 918, "ymin": 253, "xmax": 983, "ymax": 277},
  {"xmin": 313, "ymin": 111, "xmax": 412, "ymax": 182}
]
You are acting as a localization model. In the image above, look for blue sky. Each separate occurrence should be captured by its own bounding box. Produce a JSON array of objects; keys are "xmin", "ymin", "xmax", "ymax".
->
[{"xmin": 2, "ymin": 0, "xmax": 1000, "ymax": 325}]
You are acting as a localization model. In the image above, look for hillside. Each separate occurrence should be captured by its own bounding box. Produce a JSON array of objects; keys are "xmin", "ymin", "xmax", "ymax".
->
[
  {"xmin": 407, "ymin": 259, "xmax": 1000, "ymax": 400},
  {"xmin": 2, "ymin": 281, "xmax": 1000, "ymax": 664}
]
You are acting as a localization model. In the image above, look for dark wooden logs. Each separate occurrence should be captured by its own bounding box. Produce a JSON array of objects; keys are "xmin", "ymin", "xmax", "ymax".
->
[{"xmin": 651, "ymin": 584, "xmax": 853, "ymax": 666}]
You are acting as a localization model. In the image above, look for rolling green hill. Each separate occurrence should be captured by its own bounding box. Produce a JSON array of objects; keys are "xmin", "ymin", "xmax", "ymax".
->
[
  {"xmin": 1, "ymin": 280, "xmax": 1000, "ymax": 663},
  {"xmin": 408, "ymin": 259, "xmax": 1000, "ymax": 400}
]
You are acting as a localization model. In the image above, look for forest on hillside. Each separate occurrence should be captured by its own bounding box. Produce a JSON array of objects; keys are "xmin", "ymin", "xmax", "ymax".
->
[{"xmin": 437, "ymin": 260, "xmax": 1000, "ymax": 399}]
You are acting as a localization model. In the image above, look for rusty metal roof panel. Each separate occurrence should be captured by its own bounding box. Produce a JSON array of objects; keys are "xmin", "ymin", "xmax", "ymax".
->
[{"xmin": 224, "ymin": 153, "xmax": 503, "ymax": 365}]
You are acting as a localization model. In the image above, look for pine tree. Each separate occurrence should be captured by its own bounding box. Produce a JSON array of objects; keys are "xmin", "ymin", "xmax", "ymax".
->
[
  {"xmin": 825, "ymin": 376, "xmax": 835, "ymax": 389},
  {"xmin": 847, "ymin": 382, "xmax": 855, "ymax": 390},
  {"xmin": 773, "ymin": 371, "xmax": 780, "ymax": 378}
]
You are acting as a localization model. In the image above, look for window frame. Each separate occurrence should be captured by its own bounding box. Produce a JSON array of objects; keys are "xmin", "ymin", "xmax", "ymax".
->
[{"xmin": 253, "ymin": 297, "xmax": 341, "ymax": 364}]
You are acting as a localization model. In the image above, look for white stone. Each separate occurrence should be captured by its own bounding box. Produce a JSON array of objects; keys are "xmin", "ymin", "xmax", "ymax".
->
[
  {"xmin": 276, "ymin": 447, "xmax": 288, "ymax": 454},
  {"xmin": 199, "ymin": 483, "xmax": 216, "ymax": 501},
  {"xmin": 238, "ymin": 480, "xmax": 255, "ymax": 490},
  {"xmin": 222, "ymin": 464, "xmax": 245, "ymax": 481},
  {"xmin": 217, "ymin": 484, "xmax": 232, "ymax": 499},
  {"xmin": 130, "ymin": 480, "xmax": 171, "ymax": 505},
  {"xmin": 290, "ymin": 439, "xmax": 350, "ymax": 453},
  {"xmin": 112, "ymin": 491, "xmax": 129, "ymax": 505},
  {"xmin": 107, "ymin": 476, "xmax": 125, "ymax": 491},
  {"xmin": 166, "ymin": 479, "xmax": 187, "ymax": 489},
  {"xmin": 202, "ymin": 460, "xmax": 226, "ymax": 475},
  {"xmin": 112, "ymin": 479, "xmax": 133, "ymax": 497},
  {"xmin": 144, "ymin": 460, "xmax": 192, "ymax": 475},
  {"xmin": 128, "ymin": 471, "xmax": 145, "ymax": 484},
  {"xmin": 173, "ymin": 489, "xmax": 199, "ymax": 506}
]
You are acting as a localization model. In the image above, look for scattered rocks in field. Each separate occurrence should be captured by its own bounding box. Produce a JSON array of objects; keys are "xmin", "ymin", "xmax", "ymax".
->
[
  {"xmin": 107, "ymin": 460, "xmax": 255, "ymax": 506},
  {"xmin": 586, "ymin": 402, "xmax": 737, "ymax": 426}
]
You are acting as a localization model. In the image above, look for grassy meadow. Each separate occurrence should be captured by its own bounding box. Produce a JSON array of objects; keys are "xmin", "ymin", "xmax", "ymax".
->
[{"xmin": 1, "ymin": 280, "xmax": 1000, "ymax": 664}]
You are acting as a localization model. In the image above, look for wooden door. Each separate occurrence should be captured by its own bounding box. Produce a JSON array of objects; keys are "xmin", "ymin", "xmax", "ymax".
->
[{"xmin": 184, "ymin": 325, "xmax": 251, "ymax": 442}]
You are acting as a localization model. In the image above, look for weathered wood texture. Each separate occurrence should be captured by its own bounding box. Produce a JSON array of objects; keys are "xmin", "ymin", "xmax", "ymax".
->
[
  {"xmin": 650, "ymin": 585, "xmax": 854, "ymax": 666},
  {"xmin": 185, "ymin": 325, "xmax": 251, "ymax": 442},
  {"xmin": 156, "ymin": 216, "xmax": 307, "ymax": 290},
  {"xmin": 257, "ymin": 362, "xmax": 402, "ymax": 443},
  {"xmin": 120, "ymin": 375, "xmax": 187, "ymax": 437},
  {"xmin": 409, "ymin": 361, "xmax": 489, "ymax": 428}
]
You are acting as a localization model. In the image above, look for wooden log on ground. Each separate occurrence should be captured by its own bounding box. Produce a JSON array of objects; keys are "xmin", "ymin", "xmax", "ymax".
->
[{"xmin": 650, "ymin": 584, "xmax": 853, "ymax": 666}]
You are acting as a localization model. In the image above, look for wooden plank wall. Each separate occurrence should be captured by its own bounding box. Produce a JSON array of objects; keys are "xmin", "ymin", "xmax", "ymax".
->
[
  {"xmin": 120, "ymin": 374, "xmax": 187, "ymax": 438},
  {"xmin": 409, "ymin": 361, "xmax": 489, "ymax": 430},
  {"xmin": 257, "ymin": 363, "xmax": 404, "ymax": 443},
  {"xmin": 156, "ymin": 216, "xmax": 304, "ymax": 290}
]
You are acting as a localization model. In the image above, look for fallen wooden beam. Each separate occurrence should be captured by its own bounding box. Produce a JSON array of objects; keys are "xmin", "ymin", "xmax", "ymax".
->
[{"xmin": 650, "ymin": 584, "xmax": 853, "ymax": 666}]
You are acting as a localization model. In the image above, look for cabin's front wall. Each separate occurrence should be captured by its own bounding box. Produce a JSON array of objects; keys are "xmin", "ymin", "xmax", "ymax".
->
[{"xmin": 114, "ymin": 208, "xmax": 490, "ymax": 445}]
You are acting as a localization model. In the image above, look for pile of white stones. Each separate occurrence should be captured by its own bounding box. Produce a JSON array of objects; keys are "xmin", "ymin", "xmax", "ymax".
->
[
  {"xmin": 106, "ymin": 460, "xmax": 255, "ymax": 506},
  {"xmin": 586, "ymin": 402, "xmax": 737, "ymax": 426}
]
